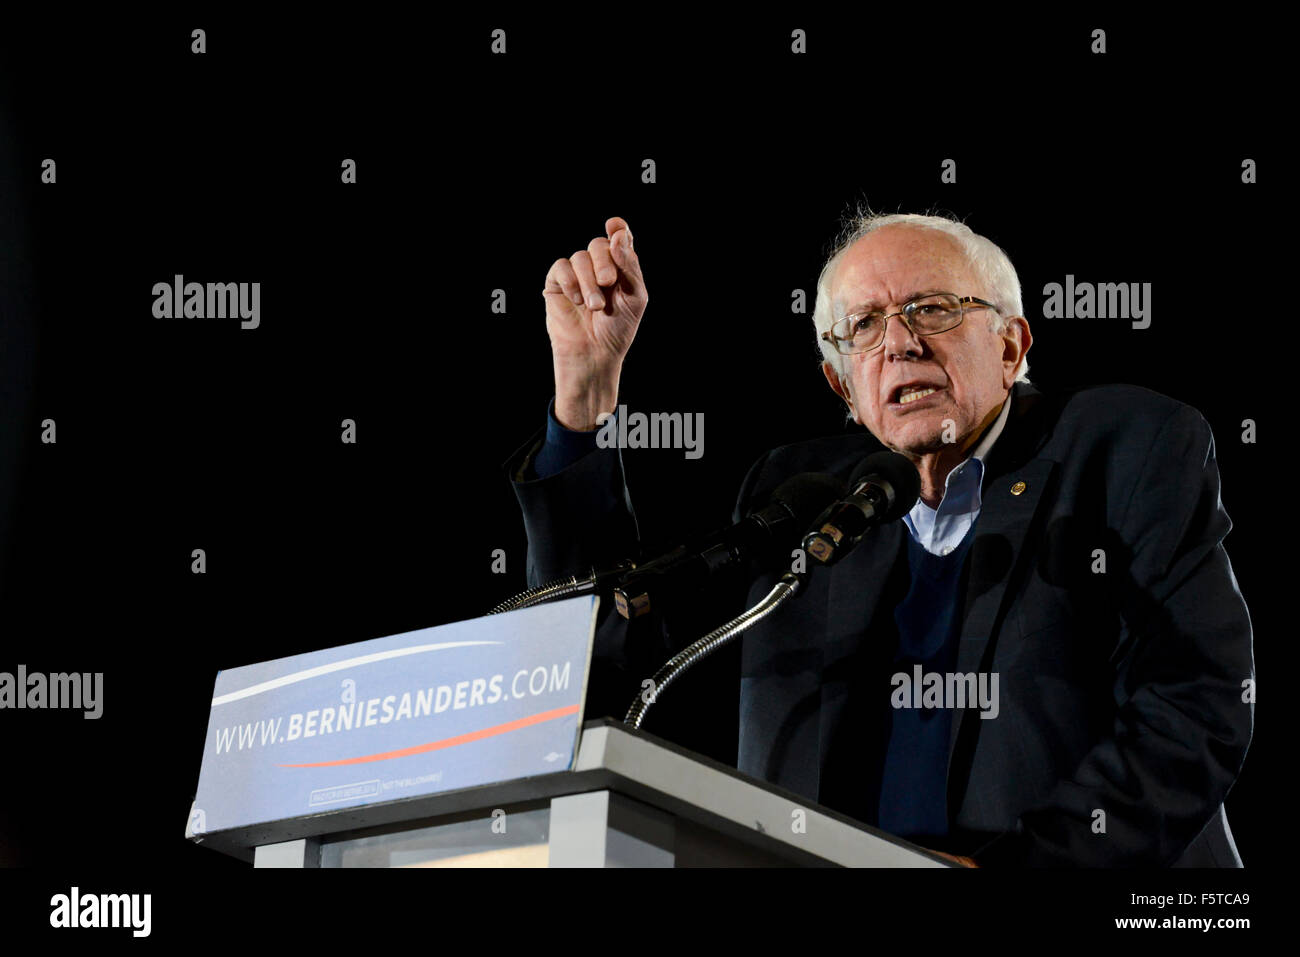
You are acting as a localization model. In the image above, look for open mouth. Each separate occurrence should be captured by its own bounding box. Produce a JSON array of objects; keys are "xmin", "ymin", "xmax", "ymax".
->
[
  {"xmin": 891, "ymin": 384, "xmax": 944, "ymax": 407},
  {"xmin": 898, "ymin": 387, "xmax": 937, "ymax": 404}
]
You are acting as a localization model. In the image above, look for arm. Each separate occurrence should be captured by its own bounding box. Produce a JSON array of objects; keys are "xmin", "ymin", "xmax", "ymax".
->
[
  {"xmin": 504, "ymin": 412, "xmax": 753, "ymax": 753},
  {"xmin": 503, "ymin": 218, "xmax": 745, "ymax": 757}
]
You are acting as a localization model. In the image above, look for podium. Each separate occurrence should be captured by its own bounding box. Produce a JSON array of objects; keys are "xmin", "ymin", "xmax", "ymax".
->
[{"xmin": 195, "ymin": 718, "xmax": 951, "ymax": 868}]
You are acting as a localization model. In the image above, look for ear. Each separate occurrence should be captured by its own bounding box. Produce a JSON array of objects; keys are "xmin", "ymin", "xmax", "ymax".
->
[
  {"xmin": 1000, "ymin": 316, "xmax": 1033, "ymax": 388},
  {"xmin": 822, "ymin": 361, "xmax": 854, "ymax": 416}
]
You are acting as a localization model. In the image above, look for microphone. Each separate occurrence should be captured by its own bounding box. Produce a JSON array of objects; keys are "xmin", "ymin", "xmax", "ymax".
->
[
  {"xmin": 613, "ymin": 471, "xmax": 847, "ymax": 618},
  {"xmin": 802, "ymin": 451, "xmax": 920, "ymax": 565},
  {"xmin": 623, "ymin": 458, "xmax": 912, "ymax": 727}
]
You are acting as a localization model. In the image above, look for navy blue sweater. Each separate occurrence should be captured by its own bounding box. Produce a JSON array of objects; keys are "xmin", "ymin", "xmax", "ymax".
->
[{"xmin": 875, "ymin": 522, "xmax": 979, "ymax": 839}]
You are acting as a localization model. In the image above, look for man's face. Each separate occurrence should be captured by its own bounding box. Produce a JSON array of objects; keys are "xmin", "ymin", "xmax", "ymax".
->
[{"xmin": 825, "ymin": 225, "xmax": 1019, "ymax": 456}]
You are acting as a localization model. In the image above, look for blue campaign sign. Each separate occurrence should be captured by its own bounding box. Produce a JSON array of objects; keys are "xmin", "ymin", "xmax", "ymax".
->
[{"xmin": 188, "ymin": 596, "xmax": 599, "ymax": 838}]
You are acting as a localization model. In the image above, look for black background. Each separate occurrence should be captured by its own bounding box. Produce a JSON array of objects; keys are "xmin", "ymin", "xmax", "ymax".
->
[{"xmin": 0, "ymin": 11, "xmax": 1282, "ymax": 935}]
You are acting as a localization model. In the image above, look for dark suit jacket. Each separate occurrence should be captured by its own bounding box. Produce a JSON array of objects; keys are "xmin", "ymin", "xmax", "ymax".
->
[{"xmin": 506, "ymin": 381, "xmax": 1254, "ymax": 866}]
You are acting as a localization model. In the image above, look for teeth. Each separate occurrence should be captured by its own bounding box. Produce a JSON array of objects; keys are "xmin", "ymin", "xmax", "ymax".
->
[{"xmin": 898, "ymin": 387, "xmax": 937, "ymax": 404}]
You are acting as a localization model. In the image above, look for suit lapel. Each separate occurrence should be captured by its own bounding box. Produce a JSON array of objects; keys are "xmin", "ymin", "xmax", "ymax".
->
[{"xmin": 945, "ymin": 383, "xmax": 1057, "ymax": 812}]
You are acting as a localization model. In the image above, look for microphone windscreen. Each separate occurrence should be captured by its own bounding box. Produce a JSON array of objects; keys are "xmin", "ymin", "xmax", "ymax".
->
[
  {"xmin": 849, "ymin": 451, "xmax": 921, "ymax": 522},
  {"xmin": 769, "ymin": 472, "xmax": 849, "ymax": 526}
]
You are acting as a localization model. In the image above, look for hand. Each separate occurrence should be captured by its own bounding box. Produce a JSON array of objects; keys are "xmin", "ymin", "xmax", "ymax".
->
[{"xmin": 543, "ymin": 216, "xmax": 648, "ymax": 430}]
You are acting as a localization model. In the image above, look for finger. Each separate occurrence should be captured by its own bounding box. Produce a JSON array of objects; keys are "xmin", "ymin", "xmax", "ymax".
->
[
  {"xmin": 605, "ymin": 216, "xmax": 631, "ymax": 243},
  {"xmin": 610, "ymin": 227, "xmax": 644, "ymax": 293},
  {"xmin": 569, "ymin": 250, "xmax": 604, "ymax": 311},
  {"xmin": 544, "ymin": 258, "xmax": 585, "ymax": 307},
  {"xmin": 588, "ymin": 237, "xmax": 617, "ymax": 287},
  {"xmin": 605, "ymin": 217, "xmax": 638, "ymax": 272},
  {"xmin": 606, "ymin": 218, "xmax": 633, "ymax": 262}
]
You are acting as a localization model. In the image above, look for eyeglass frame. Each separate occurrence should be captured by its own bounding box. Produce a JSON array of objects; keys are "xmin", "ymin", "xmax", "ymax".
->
[{"xmin": 820, "ymin": 293, "xmax": 1001, "ymax": 356}]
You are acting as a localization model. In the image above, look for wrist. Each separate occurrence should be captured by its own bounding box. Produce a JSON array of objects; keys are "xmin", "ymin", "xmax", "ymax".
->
[
  {"xmin": 554, "ymin": 364, "xmax": 621, "ymax": 431},
  {"xmin": 554, "ymin": 393, "xmax": 618, "ymax": 432}
]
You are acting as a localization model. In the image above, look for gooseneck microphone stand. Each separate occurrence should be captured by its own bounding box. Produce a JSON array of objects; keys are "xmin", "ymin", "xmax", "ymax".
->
[
  {"xmin": 485, "ymin": 561, "xmax": 635, "ymax": 616},
  {"xmin": 622, "ymin": 450, "xmax": 920, "ymax": 729},
  {"xmin": 623, "ymin": 569, "xmax": 807, "ymax": 730}
]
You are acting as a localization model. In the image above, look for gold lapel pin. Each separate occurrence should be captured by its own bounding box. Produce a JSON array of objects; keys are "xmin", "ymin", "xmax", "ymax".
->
[{"xmin": 1010, "ymin": 481, "xmax": 1027, "ymax": 495}]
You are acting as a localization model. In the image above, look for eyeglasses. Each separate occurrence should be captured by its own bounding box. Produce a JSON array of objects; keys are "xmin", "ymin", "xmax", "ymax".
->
[{"xmin": 821, "ymin": 293, "xmax": 999, "ymax": 356}]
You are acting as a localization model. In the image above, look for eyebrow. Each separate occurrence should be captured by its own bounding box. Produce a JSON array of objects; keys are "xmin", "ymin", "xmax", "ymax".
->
[{"xmin": 841, "ymin": 289, "xmax": 950, "ymax": 315}]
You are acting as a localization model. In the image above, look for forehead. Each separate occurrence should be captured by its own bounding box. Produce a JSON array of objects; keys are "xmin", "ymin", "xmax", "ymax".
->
[{"xmin": 831, "ymin": 226, "xmax": 975, "ymax": 312}]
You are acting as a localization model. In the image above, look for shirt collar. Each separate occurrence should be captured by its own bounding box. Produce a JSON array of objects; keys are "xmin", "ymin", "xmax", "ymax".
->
[{"xmin": 916, "ymin": 390, "xmax": 1013, "ymax": 509}]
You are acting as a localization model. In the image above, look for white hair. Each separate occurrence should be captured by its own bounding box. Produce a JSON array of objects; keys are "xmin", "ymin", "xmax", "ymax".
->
[{"xmin": 812, "ymin": 208, "xmax": 1030, "ymax": 384}]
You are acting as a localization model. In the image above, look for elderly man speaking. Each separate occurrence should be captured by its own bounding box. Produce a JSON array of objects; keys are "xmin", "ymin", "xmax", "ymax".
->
[{"xmin": 505, "ymin": 212, "xmax": 1254, "ymax": 867}]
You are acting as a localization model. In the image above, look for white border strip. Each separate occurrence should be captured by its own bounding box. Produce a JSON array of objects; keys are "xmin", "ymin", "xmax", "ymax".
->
[{"xmin": 211, "ymin": 641, "xmax": 503, "ymax": 706}]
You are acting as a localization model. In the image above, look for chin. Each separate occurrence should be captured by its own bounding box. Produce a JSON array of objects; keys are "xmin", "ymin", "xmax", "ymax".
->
[{"xmin": 885, "ymin": 428, "xmax": 948, "ymax": 456}]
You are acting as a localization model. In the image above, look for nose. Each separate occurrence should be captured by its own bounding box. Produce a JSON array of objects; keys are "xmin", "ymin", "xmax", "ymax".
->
[{"xmin": 881, "ymin": 312, "xmax": 924, "ymax": 360}]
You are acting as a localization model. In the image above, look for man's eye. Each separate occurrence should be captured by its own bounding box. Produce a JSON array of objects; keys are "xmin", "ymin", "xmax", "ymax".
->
[
  {"xmin": 914, "ymin": 305, "xmax": 944, "ymax": 316},
  {"xmin": 852, "ymin": 316, "xmax": 881, "ymax": 333}
]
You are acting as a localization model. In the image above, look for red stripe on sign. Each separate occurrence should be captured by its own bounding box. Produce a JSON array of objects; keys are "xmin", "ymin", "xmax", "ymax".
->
[{"xmin": 275, "ymin": 704, "xmax": 580, "ymax": 768}]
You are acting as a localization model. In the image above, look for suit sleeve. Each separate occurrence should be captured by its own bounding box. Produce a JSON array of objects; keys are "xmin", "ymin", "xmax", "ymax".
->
[
  {"xmin": 978, "ymin": 405, "xmax": 1255, "ymax": 866},
  {"xmin": 505, "ymin": 424, "xmax": 640, "ymax": 588},
  {"xmin": 503, "ymin": 425, "xmax": 759, "ymax": 746}
]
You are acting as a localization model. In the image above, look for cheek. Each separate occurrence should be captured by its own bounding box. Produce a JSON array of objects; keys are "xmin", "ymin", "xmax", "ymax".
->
[
  {"xmin": 855, "ymin": 375, "xmax": 883, "ymax": 416},
  {"xmin": 940, "ymin": 349, "xmax": 983, "ymax": 397},
  {"xmin": 845, "ymin": 366, "xmax": 873, "ymax": 407}
]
